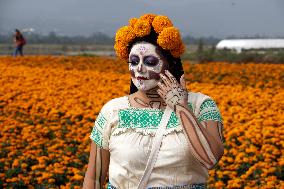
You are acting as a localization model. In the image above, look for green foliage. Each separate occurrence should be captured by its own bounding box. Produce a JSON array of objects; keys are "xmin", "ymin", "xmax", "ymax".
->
[
  {"xmin": 275, "ymin": 166, "xmax": 284, "ymax": 180},
  {"xmin": 53, "ymin": 173, "xmax": 68, "ymax": 186},
  {"xmin": 6, "ymin": 168, "xmax": 21, "ymax": 179},
  {"xmin": 237, "ymin": 162, "xmax": 251, "ymax": 177}
]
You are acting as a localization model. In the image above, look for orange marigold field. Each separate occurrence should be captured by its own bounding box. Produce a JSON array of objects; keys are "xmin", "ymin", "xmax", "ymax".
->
[{"xmin": 0, "ymin": 56, "xmax": 283, "ymax": 188}]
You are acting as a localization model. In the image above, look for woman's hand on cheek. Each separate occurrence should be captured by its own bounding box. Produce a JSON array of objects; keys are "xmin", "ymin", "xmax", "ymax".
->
[{"xmin": 157, "ymin": 70, "xmax": 188, "ymax": 110}]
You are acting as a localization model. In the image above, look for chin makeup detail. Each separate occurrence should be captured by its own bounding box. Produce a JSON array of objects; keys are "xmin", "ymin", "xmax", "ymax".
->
[{"xmin": 132, "ymin": 77, "xmax": 157, "ymax": 91}]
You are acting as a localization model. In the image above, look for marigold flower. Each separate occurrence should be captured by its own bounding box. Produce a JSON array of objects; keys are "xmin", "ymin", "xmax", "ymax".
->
[
  {"xmin": 170, "ymin": 42, "xmax": 186, "ymax": 58},
  {"xmin": 48, "ymin": 178, "xmax": 55, "ymax": 184},
  {"xmin": 21, "ymin": 163, "xmax": 28, "ymax": 169},
  {"xmin": 72, "ymin": 174, "xmax": 83, "ymax": 181},
  {"xmin": 12, "ymin": 159, "xmax": 19, "ymax": 168},
  {"xmin": 114, "ymin": 42, "xmax": 129, "ymax": 60},
  {"xmin": 114, "ymin": 14, "xmax": 185, "ymax": 59},
  {"xmin": 129, "ymin": 18, "xmax": 138, "ymax": 28},
  {"xmin": 133, "ymin": 19, "xmax": 151, "ymax": 37},
  {"xmin": 115, "ymin": 26, "xmax": 135, "ymax": 44},
  {"xmin": 157, "ymin": 27, "xmax": 182, "ymax": 50},
  {"xmin": 140, "ymin": 13, "xmax": 157, "ymax": 24},
  {"xmin": 152, "ymin": 15, "xmax": 173, "ymax": 33}
]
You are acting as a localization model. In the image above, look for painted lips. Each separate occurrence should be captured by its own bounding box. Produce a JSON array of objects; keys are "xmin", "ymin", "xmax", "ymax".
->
[{"xmin": 136, "ymin": 76, "xmax": 149, "ymax": 80}]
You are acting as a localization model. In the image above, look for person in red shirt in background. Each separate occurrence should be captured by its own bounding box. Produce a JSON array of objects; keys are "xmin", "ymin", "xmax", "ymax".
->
[{"xmin": 13, "ymin": 29, "xmax": 26, "ymax": 57}]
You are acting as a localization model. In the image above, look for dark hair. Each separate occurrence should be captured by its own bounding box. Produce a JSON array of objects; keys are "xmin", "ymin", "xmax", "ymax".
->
[{"xmin": 129, "ymin": 28, "xmax": 184, "ymax": 94}]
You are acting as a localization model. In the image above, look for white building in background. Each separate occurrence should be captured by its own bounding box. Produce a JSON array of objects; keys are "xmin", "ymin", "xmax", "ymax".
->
[{"xmin": 216, "ymin": 39, "xmax": 284, "ymax": 53}]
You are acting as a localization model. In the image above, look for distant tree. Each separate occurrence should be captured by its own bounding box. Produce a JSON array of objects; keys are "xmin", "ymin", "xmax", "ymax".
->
[
  {"xmin": 210, "ymin": 44, "xmax": 216, "ymax": 53},
  {"xmin": 197, "ymin": 39, "xmax": 204, "ymax": 53},
  {"xmin": 47, "ymin": 31, "xmax": 58, "ymax": 43},
  {"xmin": 183, "ymin": 35, "xmax": 198, "ymax": 45},
  {"xmin": 90, "ymin": 32, "xmax": 113, "ymax": 45}
]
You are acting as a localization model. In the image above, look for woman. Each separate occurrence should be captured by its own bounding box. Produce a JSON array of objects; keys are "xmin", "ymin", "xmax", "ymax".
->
[
  {"xmin": 83, "ymin": 14, "xmax": 225, "ymax": 189},
  {"xmin": 13, "ymin": 29, "xmax": 26, "ymax": 57}
]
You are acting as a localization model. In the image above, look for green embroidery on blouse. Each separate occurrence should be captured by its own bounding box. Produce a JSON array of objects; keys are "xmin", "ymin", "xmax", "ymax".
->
[
  {"xmin": 118, "ymin": 102, "xmax": 195, "ymax": 129},
  {"xmin": 96, "ymin": 112, "xmax": 107, "ymax": 129},
  {"xmin": 118, "ymin": 109, "xmax": 180, "ymax": 129},
  {"xmin": 90, "ymin": 100, "xmax": 223, "ymax": 146},
  {"xmin": 198, "ymin": 99, "xmax": 223, "ymax": 123},
  {"xmin": 90, "ymin": 127, "xmax": 103, "ymax": 147},
  {"xmin": 188, "ymin": 102, "xmax": 194, "ymax": 112},
  {"xmin": 198, "ymin": 109, "xmax": 223, "ymax": 123},
  {"xmin": 90, "ymin": 112, "xmax": 107, "ymax": 147},
  {"xmin": 199, "ymin": 99, "xmax": 217, "ymax": 112}
]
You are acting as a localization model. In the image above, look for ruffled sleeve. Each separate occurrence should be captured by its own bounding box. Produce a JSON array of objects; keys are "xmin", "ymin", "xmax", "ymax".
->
[
  {"xmin": 196, "ymin": 95, "xmax": 225, "ymax": 143},
  {"xmin": 197, "ymin": 98, "xmax": 223, "ymax": 124},
  {"xmin": 89, "ymin": 100, "xmax": 113, "ymax": 150}
]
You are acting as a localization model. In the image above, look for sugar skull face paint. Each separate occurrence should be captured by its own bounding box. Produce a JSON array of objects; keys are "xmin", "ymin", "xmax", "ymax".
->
[{"xmin": 129, "ymin": 42, "xmax": 169, "ymax": 91}]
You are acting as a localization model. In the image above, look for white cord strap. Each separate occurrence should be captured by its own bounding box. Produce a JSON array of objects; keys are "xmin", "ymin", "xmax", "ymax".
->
[{"xmin": 137, "ymin": 105, "xmax": 173, "ymax": 189}]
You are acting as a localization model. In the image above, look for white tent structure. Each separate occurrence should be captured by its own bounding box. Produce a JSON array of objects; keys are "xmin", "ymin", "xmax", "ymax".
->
[{"xmin": 216, "ymin": 39, "xmax": 284, "ymax": 53}]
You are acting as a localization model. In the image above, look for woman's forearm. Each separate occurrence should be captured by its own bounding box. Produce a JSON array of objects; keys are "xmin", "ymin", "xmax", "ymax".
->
[
  {"xmin": 156, "ymin": 71, "xmax": 224, "ymax": 169},
  {"xmin": 83, "ymin": 146, "xmax": 101, "ymax": 189},
  {"xmin": 82, "ymin": 176, "xmax": 96, "ymax": 189},
  {"xmin": 174, "ymin": 103, "xmax": 224, "ymax": 169},
  {"xmin": 83, "ymin": 176, "xmax": 104, "ymax": 189},
  {"xmin": 83, "ymin": 141, "xmax": 110, "ymax": 189}
]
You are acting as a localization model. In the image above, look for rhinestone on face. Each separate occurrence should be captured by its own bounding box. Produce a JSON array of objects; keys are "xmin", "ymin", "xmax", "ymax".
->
[{"xmin": 138, "ymin": 45, "xmax": 148, "ymax": 55}]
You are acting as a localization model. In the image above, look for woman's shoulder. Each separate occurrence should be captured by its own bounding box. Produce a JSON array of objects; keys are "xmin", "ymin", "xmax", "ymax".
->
[
  {"xmin": 187, "ymin": 91, "xmax": 217, "ymax": 114},
  {"xmin": 100, "ymin": 95, "xmax": 129, "ymax": 113},
  {"xmin": 188, "ymin": 92, "xmax": 223, "ymax": 125},
  {"xmin": 187, "ymin": 91, "xmax": 213, "ymax": 104}
]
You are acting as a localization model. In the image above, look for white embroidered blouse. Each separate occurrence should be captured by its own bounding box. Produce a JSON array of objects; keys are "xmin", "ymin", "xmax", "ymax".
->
[{"xmin": 89, "ymin": 91, "xmax": 224, "ymax": 188}]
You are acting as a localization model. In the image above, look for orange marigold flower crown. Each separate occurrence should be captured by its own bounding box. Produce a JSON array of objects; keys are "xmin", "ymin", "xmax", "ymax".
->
[{"xmin": 114, "ymin": 13, "xmax": 186, "ymax": 60}]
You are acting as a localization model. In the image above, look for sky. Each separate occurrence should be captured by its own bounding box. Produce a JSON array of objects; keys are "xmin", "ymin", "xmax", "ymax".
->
[{"xmin": 1, "ymin": 0, "xmax": 284, "ymax": 38}]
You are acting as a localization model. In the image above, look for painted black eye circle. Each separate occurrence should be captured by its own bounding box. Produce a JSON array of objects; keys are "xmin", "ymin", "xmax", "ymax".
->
[
  {"xmin": 129, "ymin": 55, "xmax": 140, "ymax": 65},
  {"xmin": 129, "ymin": 61, "xmax": 139, "ymax": 66},
  {"xmin": 144, "ymin": 56, "xmax": 159, "ymax": 66}
]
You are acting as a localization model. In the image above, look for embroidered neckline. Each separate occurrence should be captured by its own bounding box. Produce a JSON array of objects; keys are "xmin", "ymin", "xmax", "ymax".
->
[
  {"xmin": 111, "ymin": 95, "xmax": 222, "ymax": 136},
  {"xmin": 107, "ymin": 96, "xmax": 182, "ymax": 136},
  {"xmin": 124, "ymin": 95, "xmax": 195, "ymax": 113},
  {"xmin": 117, "ymin": 108, "xmax": 180, "ymax": 129},
  {"xmin": 125, "ymin": 95, "xmax": 166, "ymax": 111},
  {"xmin": 91, "ymin": 94, "xmax": 223, "ymax": 139}
]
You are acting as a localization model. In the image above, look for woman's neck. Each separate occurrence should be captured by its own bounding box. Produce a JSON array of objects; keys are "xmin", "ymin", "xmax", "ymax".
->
[{"xmin": 134, "ymin": 86, "xmax": 167, "ymax": 109}]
